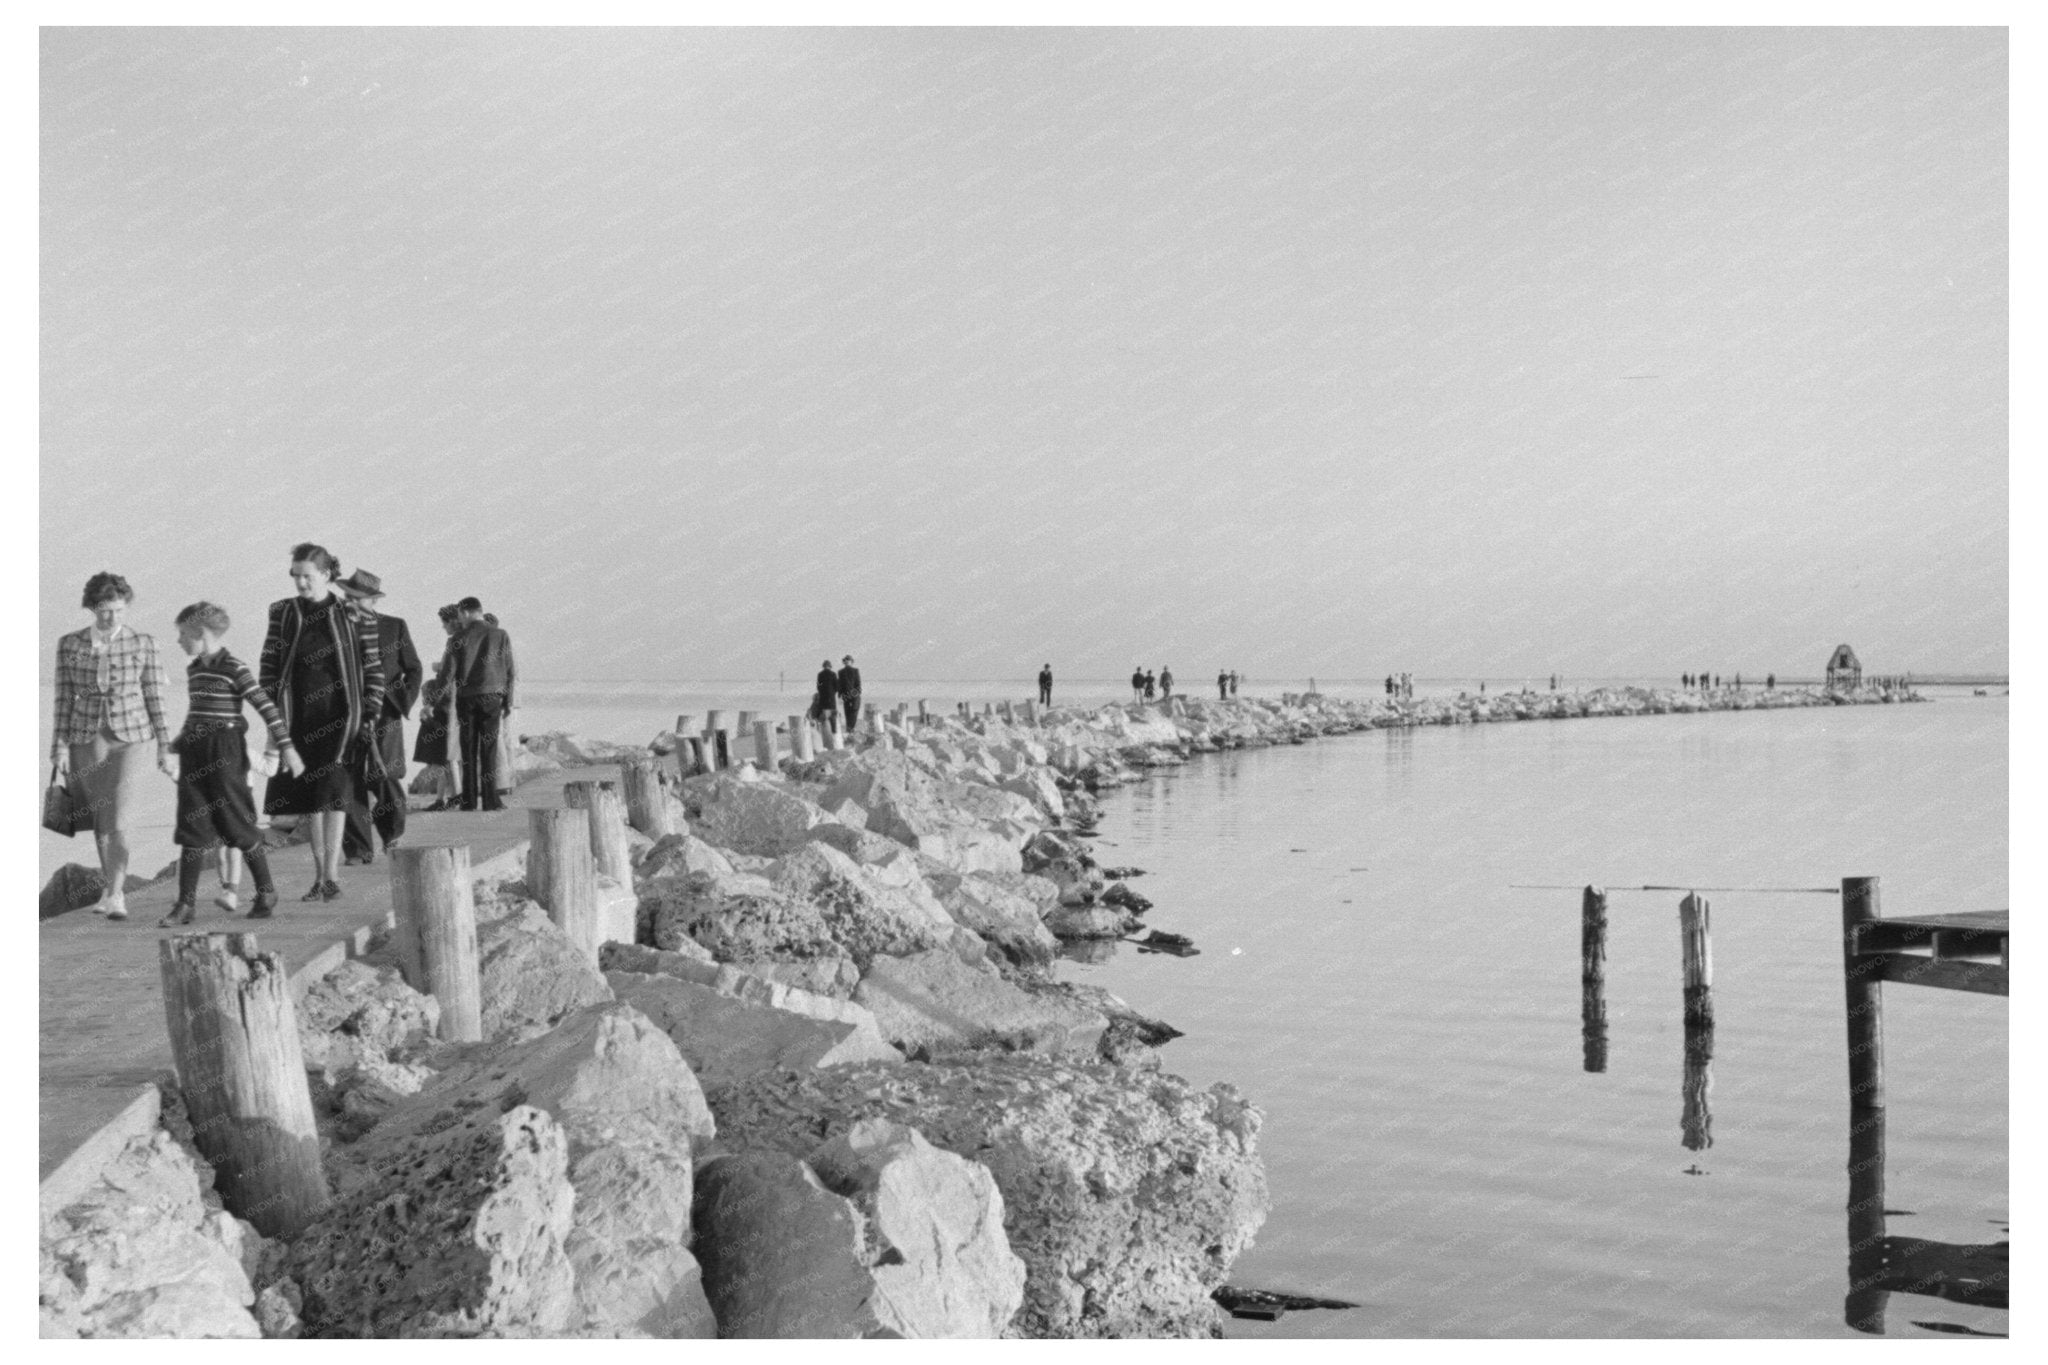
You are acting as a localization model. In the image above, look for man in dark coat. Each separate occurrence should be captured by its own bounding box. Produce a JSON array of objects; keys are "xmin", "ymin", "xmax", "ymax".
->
[
  {"xmin": 836, "ymin": 655, "xmax": 862, "ymax": 737},
  {"xmin": 811, "ymin": 659, "xmax": 840, "ymax": 731},
  {"xmin": 1038, "ymin": 664, "xmax": 1053, "ymax": 706},
  {"xmin": 449, "ymin": 596, "xmax": 516, "ymax": 811},
  {"xmin": 338, "ymin": 570, "xmax": 422, "ymax": 863}
]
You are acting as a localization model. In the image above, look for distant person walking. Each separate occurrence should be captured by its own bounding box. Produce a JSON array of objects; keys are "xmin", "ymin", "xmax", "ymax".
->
[
  {"xmin": 1229, "ymin": 670, "xmax": 1240, "ymax": 697},
  {"xmin": 1220, "ymin": 670, "xmax": 1231, "ymax": 700},
  {"xmin": 1131, "ymin": 667, "xmax": 1145, "ymax": 703},
  {"xmin": 260, "ymin": 543, "xmax": 386, "ymax": 901},
  {"xmin": 1766, "ymin": 673, "xmax": 1775, "ymax": 690},
  {"xmin": 49, "ymin": 571, "xmax": 174, "ymax": 921},
  {"xmin": 1142, "ymin": 669, "xmax": 1157, "ymax": 701},
  {"xmin": 811, "ymin": 659, "xmax": 840, "ymax": 731},
  {"xmin": 159, "ymin": 602, "xmax": 300, "ymax": 925},
  {"xmin": 412, "ymin": 604, "xmax": 464, "ymax": 810},
  {"xmin": 338, "ymin": 571, "xmax": 421, "ymax": 865},
  {"xmin": 837, "ymin": 655, "xmax": 862, "ymax": 736},
  {"xmin": 447, "ymin": 597, "xmax": 516, "ymax": 812},
  {"xmin": 1159, "ymin": 665, "xmax": 1174, "ymax": 698},
  {"xmin": 1038, "ymin": 664, "xmax": 1053, "ymax": 706}
]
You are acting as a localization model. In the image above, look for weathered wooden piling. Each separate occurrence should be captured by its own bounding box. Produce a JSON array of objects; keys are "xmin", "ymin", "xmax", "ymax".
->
[
  {"xmin": 1679, "ymin": 891, "xmax": 1714, "ymax": 1030},
  {"xmin": 388, "ymin": 845, "xmax": 484, "ymax": 1043},
  {"xmin": 158, "ymin": 933, "xmax": 329, "ymax": 1237},
  {"xmin": 620, "ymin": 755, "xmax": 678, "ymax": 839},
  {"xmin": 679, "ymin": 736, "xmax": 707, "ymax": 777},
  {"xmin": 788, "ymin": 715, "xmax": 814, "ymax": 761},
  {"xmin": 917, "ymin": 698, "xmax": 929, "ymax": 723},
  {"xmin": 564, "ymin": 779, "xmax": 631, "ymax": 886},
  {"xmin": 753, "ymin": 720, "xmax": 776, "ymax": 767},
  {"xmin": 1581, "ymin": 885, "xmax": 1608, "ymax": 1073},
  {"xmin": 1681, "ymin": 1030, "xmax": 1714, "ymax": 1151},
  {"xmin": 736, "ymin": 710, "xmax": 756, "ymax": 739},
  {"xmin": 528, "ymin": 807, "xmax": 600, "ymax": 963},
  {"xmin": 674, "ymin": 713, "xmax": 697, "ymax": 741},
  {"xmin": 1841, "ymin": 874, "xmax": 1887, "ymax": 1328}
]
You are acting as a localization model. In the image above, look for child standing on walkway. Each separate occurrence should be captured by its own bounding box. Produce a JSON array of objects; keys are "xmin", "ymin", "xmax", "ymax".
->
[{"xmin": 159, "ymin": 602, "xmax": 305, "ymax": 925}]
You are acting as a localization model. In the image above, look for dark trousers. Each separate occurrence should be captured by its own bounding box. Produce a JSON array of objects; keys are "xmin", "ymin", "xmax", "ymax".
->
[
  {"xmin": 458, "ymin": 693, "xmax": 506, "ymax": 810},
  {"xmin": 343, "ymin": 716, "xmax": 408, "ymax": 859},
  {"xmin": 841, "ymin": 694, "xmax": 861, "ymax": 734},
  {"xmin": 1038, "ymin": 683, "xmax": 1051, "ymax": 704}
]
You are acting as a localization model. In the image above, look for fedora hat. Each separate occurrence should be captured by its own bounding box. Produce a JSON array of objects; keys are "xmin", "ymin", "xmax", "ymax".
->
[{"xmin": 338, "ymin": 569, "xmax": 385, "ymax": 598}]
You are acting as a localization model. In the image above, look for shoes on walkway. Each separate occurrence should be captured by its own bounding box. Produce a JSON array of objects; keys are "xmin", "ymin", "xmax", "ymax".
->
[
  {"xmin": 104, "ymin": 901, "xmax": 128, "ymax": 922},
  {"xmin": 158, "ymin": 900, "xmax": 196, "ymax": 928},
  {"xmin": 320, "ymin": 880, "xmax": 342, "ymax": 901},
  {"xmin": 481, "ymin": 802, "xmax": 506, "ymax": 813},
  {"xmin": 213, "ymin": 890, "xmax": 240, "ymax": 915},
  {"xmin": 247, "ymin": 891, "xmax": 277, "ymax": 919},
  {"xmin": 300, "ymin": 882, "xmax": 325, "ymax": 902},
  {"xmin": 342, "ymin": 854, "xmax": 374, "ymax": 866}
]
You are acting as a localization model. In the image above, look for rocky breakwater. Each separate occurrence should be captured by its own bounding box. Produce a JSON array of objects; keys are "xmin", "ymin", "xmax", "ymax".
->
[{"xmin": 41, "ymin": 710, "xmax": 1264, "ymax": 1339}]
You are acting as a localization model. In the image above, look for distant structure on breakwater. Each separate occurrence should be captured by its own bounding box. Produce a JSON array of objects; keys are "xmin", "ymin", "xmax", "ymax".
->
[{"xmin": 1827, "ymin": 644, "xmax": 1864, "ymax": 691}]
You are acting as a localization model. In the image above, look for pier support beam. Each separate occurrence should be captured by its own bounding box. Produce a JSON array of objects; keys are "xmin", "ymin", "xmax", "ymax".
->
[
  {"xmin": 158, "ymin": 933, "xmax": 329, "ymax": 1238},
  {"xmin": 1581, "ymin": 885, "xmax": 1608, "ymax": 1073},
  {"xmin": 1679, "ymin": 892, "xmax": 1714, "ymax": 1030},
  {"xmin": 388, "ymin": 845, "xmax": 483, "ymax": 1043},
  {"xmin": 529, "ymin": 807, "xmax": 599, "ymax": 964},
  {"xmin": 1842, "ymin": 875, "xmax": 1889, "ymax": 1332},
  {"xmin": 753, "ymin": 720, "xmax": 776, "ymax": 768},
  {"xmin": 788, "ymin": 715, "xmax": 814, "ymax": 762},
  {"xmin": 564, "ymin": 780, "xmax": 631, "ymax": 887},
  {"xmin": 620, "ymin": 757, "xmax": 678, "ymax": 839}
]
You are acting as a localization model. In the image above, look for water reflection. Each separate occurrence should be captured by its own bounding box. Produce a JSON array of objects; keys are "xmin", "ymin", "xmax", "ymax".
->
[{"xmin": 1680, "ymin": 1031, "xmax": 1713, "ymax": 1152}]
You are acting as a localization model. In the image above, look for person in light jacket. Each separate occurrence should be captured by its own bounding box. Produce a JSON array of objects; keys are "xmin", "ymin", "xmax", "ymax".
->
[{"xmin": 49, "ymin": 571, "xmax": 174, "ymax": 921}]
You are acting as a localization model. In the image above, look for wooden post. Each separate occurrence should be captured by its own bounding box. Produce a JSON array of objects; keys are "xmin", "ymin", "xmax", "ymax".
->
[
  {"xmin": 158, "ymin": 933, "xmax": 329, "ymax": 1237},
  {"xmin": 736, "ymin": 710, "xmax": 756, "ymax": 738},
  {"xmin": 1681, "ymin": 1030, "xmax": 1713, "ymax": 1152},
  {"xmin": 705, "ymin": 709, "xmax": 726, "ymax": 740},
  {"xmin": 713, "ymin": 724, "xmax": 734, "ymax": 770},
  {"xmin": 788, "ymin": 715, "xmax": 814, "ymax": 761},
  {"xmin": 1842, "ymin": 875, "xmax": 1888, "ymax": 1332},
  {"xmin": 564, "ymin": 780, "xmax": 631, "ymax": 887},
  {"xmin": 753, "ymin": 720, "xmax": 776, "ymax": 767},
  {"xmin": 917, "ymin": 698, "xmax": 928, "ymax": 724},
  {"xmin": 1679, "ymin": 892, "xmax": 1713, "ymax": 1030},
  {"xmin": 679, "ymin": 736, "xmax": 707, "ymax": 777},
  {"xmin": 863, "ymin": 703, "xmax": 877, "ymax": 731},
  {"xmin": 388, "ymin": 845, "xmax": 483, "ymax": 1042},
  {"xmin": 1581, "ymin": 886, "xmax": 1608, "ymax": 1074},
  {"xmin": 528, "ymin": 807, "xmax": 599, "ymax": 963},
  {"xmin": 674, "ymin": 713, "xmax": 697, "ymax": 742},
  {"xmin": 620, "ymin": 756, "xmax": 678, "ymax": 839}
]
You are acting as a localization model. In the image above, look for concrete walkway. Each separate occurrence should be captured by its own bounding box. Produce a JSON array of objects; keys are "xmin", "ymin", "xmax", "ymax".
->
[{"xmin": 37, "ymin": 762, "xmax": 620, "ymax": 1201}]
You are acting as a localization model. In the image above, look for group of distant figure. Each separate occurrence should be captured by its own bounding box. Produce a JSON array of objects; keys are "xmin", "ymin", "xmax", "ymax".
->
[
  {"xmin": 807, "ymin": 655, "xmax": 863, "ymax": 735},
  {"xmin": 1383, "ymin": 673, "xmax": 1416, "ymax": 699},
  {"xmin": 48, "ymin": 546, "xmax": 517, "ymax": 926},
  {"xmin": 1682, "ymin": 672, "xmax": 1775, "ymax": 690}
]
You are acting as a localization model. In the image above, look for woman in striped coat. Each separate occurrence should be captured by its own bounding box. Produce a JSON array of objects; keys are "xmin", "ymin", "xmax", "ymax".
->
[{"xmin": 259, "ymin": 542, "xmax": 385, "ymax": 901}]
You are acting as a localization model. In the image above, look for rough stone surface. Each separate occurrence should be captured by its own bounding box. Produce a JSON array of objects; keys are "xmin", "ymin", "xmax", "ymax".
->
[
  {"xmin": 37, "ymin": 862, "xmax": 158, "ymax": 919},
  {"xmin": 808, "ymin": 1119, "xmax": 1027, "ymax": 1338},
  {"xmin": 292, "ymin": 1105, "xmax": 578, "ymax": 1337},
  {"xmin": 853, "ymin": 950, "xmax": 1107, "ymax": 1060},
  {"xmin": 39, "ymin": 1129, "xmax": 264, "ymax": 1339},
  {"xmin": 692, "ymin": 778, "xmax": 838, "ymax": 858},
  {"xmin": 712, "ymin": 1056, "xmax": 1269, "ymax": 1339},
  {"xmin": 1043, "ymin": 903, "xmax": 1141, "ymax": 940},
  {"xmin": 607, "ymin": 968, "xmax": 900, "ymax": 1095},
  {"xmin": 476, "ymin": 897, "xmax": 614, "ymax": 1040},
  {"xmin": 337, "ymin": 1004, "xmax": 716, "ymax": 1338},
  {"xmin": 296, "ymin": 959, "xmax": 441, "ymax": 1076},
  {"xmin": 806, "ymin": 821, "xmax": 923, "ymax": 867},
  {"xmin": 691, "ymin": 1152, "xmax": 880, "ymax": 1338},
  {"xmin": 636, "ymin": 831, "xmax": 735, "ymax": 883},
  {"xmin": 925, "ymin": 870, "xmax": 1060, "ymax": 969}
]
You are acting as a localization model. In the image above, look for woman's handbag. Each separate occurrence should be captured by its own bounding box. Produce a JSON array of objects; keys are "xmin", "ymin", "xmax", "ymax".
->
[{"xmin": 42, "ymin": 766, "xmax": 86, "ymax": 837}]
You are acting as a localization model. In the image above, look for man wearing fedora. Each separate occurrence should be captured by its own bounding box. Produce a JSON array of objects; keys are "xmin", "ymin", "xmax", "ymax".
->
[
  {"xmin": 338, "ymin": 569, "xmax": 422, "ymax": 864},
  {"xmin": 836, "ymin": 654, "xmax": 862, "ymax": 738}
]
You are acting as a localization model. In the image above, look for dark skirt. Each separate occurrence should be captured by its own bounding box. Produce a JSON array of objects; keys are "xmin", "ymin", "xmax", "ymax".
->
[
  {"xmin": 265, "ymin": 628, "xmax": 355, "ymax": 815},
  {"xmin": 174, "ymin": 721, "xmax": 262, "ymax": 850},
  {"xmin": 414, "ymin": 698, "xmax": 452, "ymax": 766}
]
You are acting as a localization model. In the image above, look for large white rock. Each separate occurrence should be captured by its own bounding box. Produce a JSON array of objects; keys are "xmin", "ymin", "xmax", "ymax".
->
[
  {"xmin": 475, "ymin": 897, "xmax": 614, "ymax": 1040},
  {"xmin": 923, "ymin": 871, "xmax": 1060, "ymax": 969},
  {"xmin": 607, "ymin": 966, "xmax": 900, "ymax": 1093},
  {"xmin": 808, "ymin": 1119, "xmax": 1026, "ymax": 1338},
  {"xmin": 40, "ymin": 1130, "xmax": 264, "ymax": 1339},
  {"xmin": 296, "ymin": 959, "xmax": 440, "ymax": 1077},
  {"xmin": 292, "ymin": 1105, "xmax": 578, "ymax": 1337},
  {"xmin": 853, "ymin": 949, "xmax": 1106, "ymax": 1059},
  {"xmin": 691, "ymin": 1152, "xmax": 883, "ymax": 1338},
  {"xmin": 692, "ymin": 779, "xmax": 838, "ymax": 858}
]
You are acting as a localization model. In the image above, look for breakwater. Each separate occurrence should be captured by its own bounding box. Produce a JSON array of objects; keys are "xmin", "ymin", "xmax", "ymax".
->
[{"xmin": 40, "ymin": 681, "xmax": 1921, "ymax": 1338}]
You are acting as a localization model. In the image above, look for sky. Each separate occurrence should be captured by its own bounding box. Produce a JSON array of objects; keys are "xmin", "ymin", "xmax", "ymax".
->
[{"xmin": 38, "ymin": 26, "xmax": 2008, "ymax": 683}]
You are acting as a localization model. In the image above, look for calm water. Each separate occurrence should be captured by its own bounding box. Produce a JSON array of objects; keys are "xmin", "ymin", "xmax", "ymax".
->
[
  {"xmin": 1062, "ymin": 694, "xmax": 2008, "ymax": 1338},
  {"xmin": 36, "ymin": 679, "xmax": 2009, "ymax": 1338}
]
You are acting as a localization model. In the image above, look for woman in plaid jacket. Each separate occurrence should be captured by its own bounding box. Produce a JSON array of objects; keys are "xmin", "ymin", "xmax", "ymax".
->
[
  {"xmin": 259, "ymin": 542, "xmax": 385, "ymax": 903},
  {"xmin": 49, "ymin": 571, "xmax": 174, "ymax": 921}
]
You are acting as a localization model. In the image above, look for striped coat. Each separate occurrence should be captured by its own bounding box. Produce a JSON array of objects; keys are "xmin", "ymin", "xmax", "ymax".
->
[{"xmin": 258, "ymin": 595, "xmax": 386, "ymax": 759}]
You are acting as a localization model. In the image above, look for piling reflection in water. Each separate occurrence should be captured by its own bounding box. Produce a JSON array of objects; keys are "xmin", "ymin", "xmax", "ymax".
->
[{"xmin": 1680, "ymin": 1030, "xmax": 1713, "ymax": 1152}]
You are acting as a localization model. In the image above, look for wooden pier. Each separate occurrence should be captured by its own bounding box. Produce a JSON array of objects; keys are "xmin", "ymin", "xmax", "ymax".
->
[{"xmin": 1840, "ymin": 876, "xmax": 2008, "ymax": 1333}]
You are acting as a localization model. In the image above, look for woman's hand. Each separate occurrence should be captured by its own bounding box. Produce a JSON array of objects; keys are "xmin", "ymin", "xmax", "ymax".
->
[
  {"xmin": 284, "ymin": 748, "xmax": 306, "ymax": 778},
  {"xmin": 156, "ymin": 743, "xmax": 176, "ymax": 778},
  {"xmin": 50, "ymin": 749, "xmax": 69, "ymax": 779}
]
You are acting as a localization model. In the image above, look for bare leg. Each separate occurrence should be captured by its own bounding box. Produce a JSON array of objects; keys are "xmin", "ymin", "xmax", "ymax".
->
[
  {"xmin": 98, "ymin": 826, "xmax": 132, "ymax": 913},
  {"xmin": 215, "ymin": 846, "xmax": 243, "ymax": 912},
  {"xmin": 317, "ymin": 810, "xmax": 345, "ymax": 885}
]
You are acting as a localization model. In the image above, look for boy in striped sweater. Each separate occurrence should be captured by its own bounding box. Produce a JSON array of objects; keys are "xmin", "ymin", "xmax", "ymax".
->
[{"xmin": 159, "ymin": 602, "xmax": 305, "ymax": 925}]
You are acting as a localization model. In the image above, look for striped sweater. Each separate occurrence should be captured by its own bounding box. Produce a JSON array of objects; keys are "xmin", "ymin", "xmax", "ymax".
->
[{"xmin": 179, "ymin": 649, "xmax": 294, "ymax": 751}]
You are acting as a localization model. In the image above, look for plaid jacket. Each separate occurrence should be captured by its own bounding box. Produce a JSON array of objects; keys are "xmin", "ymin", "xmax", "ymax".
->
[
  {"xmin": 259, "ymin": 595, "xmax": 386, "ymax": 757},
  {"xmin": 51, "ymin": 626, "xmax": 171, "ymax": 758}
]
